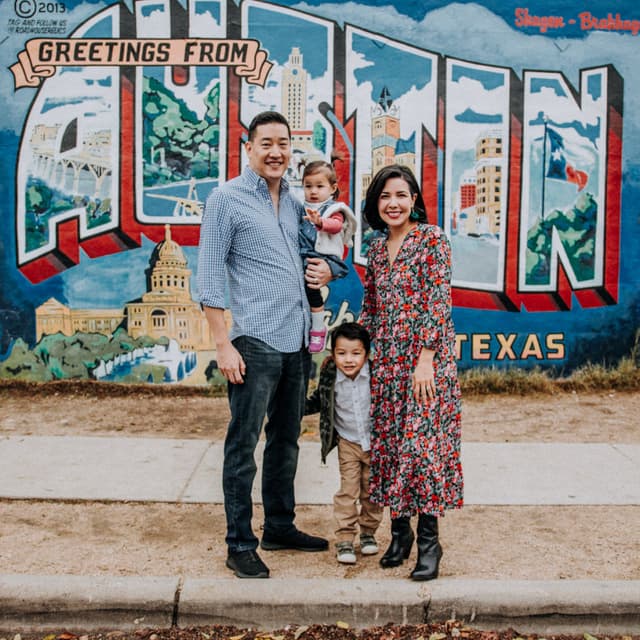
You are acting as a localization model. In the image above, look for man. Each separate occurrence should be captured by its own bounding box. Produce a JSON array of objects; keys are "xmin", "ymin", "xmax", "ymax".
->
[{"xmin": 197, "ymin": 111, "xmax": 332, "ymax": 578}]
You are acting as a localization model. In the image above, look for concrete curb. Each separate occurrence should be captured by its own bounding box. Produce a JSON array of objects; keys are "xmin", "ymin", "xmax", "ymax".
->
[
  {"xmin": 178, "ymin": 578, "xmax": 426, "ymax": 628},
  {"xmin": 426, "ymin": 579, "xmax": 640, "ymax": 634},
  {"xmin": 0, "ymin": 575, "xmax": 179, "ymax": 632},
  {"xmin": 1, "ymin": 575, "xmax": 640, "ymax": 634}
]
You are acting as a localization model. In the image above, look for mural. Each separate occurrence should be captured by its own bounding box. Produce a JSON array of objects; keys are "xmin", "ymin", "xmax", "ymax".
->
[{"xmin": 1, "ymin": 0, "xmax": 638, "ymax": 385}]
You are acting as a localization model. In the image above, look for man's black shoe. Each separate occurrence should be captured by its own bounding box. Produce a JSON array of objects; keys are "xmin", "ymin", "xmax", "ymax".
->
[
  {"xmin": 226, "ymin": 549, "xmax": 270, "ymax": 578},
  {"xmin": 260, "ymin": 528, "xmax": 329, "ymax": 552}
]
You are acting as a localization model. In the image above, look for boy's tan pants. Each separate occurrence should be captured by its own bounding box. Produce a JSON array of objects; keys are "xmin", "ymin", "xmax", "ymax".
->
[{"xmin": 334, "ymin": 436, "xmax": 383, "ymax": 543}]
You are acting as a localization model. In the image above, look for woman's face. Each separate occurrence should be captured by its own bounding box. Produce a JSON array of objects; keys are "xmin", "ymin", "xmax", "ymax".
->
[{"xmin": 377, "ymin": 176, "xmax": 418, "ymax": 234}]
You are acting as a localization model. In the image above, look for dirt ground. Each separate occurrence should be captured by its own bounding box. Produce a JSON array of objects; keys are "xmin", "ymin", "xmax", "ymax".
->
[
  {"xmin": 1, "ymin": 386, "xmax": 639, "ymax": 581},
  {"xmin": 12, "ymin": 623, "xmax": 640, "ymax": 640}
]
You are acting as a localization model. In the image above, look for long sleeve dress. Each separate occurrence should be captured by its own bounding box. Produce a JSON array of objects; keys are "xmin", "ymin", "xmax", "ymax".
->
[{"xmin": 360, "ymin": 223, "xmax": 464, "ymax": 518}]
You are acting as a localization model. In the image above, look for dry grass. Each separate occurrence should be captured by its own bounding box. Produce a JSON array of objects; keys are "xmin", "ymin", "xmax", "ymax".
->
[
  {"xmin": 460, "ymin": 329, "xmax": 639, "ymax": 396},
  {"xmin": 460, "ymin": 356, "xmax": 639, "ymax": 396},
  {"xmin": 1, "ymin": 344, "xmax": 638, "ymax": 399},
  {"xmin": 459, "ymin": 365, "xmax": 558, "ymax": 395},
  {"xmin": 1, "ymin": 363, "xmax": 637, "ymax": 399}
]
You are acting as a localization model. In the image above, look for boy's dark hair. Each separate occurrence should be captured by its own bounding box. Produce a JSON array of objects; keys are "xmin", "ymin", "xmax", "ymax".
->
[
  {"xmin": 330, "ymin": 322, "xmax": 371, "ymax": 354},
  {"xmin": 247, "ymin": 111, "xmax": 291, "ymax": 141},
  {"xmin": 363, "ymin": 164, "xmax": 428, "ymax": 231}
]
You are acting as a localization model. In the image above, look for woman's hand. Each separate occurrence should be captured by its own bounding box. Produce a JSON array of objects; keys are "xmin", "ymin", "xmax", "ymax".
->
[{"xmin": 412, "ymin": 349, "xmax": 436, "ymax": 404}]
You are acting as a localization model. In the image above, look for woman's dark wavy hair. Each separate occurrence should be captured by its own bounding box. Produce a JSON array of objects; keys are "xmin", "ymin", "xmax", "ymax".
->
[{"xmin": 363, "ymin": 164, "xmax": 427, "ymax": 231}]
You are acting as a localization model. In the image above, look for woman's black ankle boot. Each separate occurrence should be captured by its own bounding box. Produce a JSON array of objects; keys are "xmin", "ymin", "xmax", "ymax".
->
[
  {"xmin": 410, "ymin": 513, "xmax": 443, "ymax": 581},
  {"xmin": 380, "ymin": 517, "xmax": 414, "ymax": 568}
]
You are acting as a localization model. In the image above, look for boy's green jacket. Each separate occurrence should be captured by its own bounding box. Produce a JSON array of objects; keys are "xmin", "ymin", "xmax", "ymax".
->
[
  {"xmin": 304, "ymin": 356, "xmax": 339, "ymax": 464},
  {"xmin": 304, "ymin": 356, "xmax": 374, "ymax": 464}
]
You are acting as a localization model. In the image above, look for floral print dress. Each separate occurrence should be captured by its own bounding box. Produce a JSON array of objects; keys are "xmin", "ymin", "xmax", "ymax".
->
[{"xmin": 360, "ymin": 223, "xmax": 464, "ymax": 518}]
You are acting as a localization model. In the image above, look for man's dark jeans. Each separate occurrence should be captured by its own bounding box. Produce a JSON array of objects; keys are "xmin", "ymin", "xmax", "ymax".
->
[{"xmin": 223, "ymin": 335, "xmax": 310, "ymax": 552}]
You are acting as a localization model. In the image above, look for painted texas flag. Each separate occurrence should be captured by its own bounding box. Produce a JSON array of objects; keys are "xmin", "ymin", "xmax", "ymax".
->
[{"xmin": 546, "ymin": 127, "xmax": 589, "ymax": 191}]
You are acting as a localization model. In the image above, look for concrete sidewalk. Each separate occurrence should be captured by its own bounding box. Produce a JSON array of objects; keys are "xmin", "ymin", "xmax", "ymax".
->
[
  {"xmin": 1, "ymin": 435, "xmax": 639, "ymax": 504},
  {"xmin": 1, "ymin": 434, "xmax": 639, "ymax": 633}
]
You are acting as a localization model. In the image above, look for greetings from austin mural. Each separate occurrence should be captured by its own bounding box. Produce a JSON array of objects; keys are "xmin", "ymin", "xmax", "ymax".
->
[{"xmin": 1, "ymin": 0, "xmax": 638, "ymax": 384}]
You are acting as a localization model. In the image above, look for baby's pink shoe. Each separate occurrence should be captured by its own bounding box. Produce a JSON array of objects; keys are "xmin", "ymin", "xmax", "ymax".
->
[{"xmin": 308, "ymin": 328, "xmax": 327, "ymax": 353}]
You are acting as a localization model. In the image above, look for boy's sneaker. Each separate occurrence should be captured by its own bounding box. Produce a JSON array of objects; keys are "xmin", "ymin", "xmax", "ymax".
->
[
  {"xmin": 359, "ymin": 534, "xmax": 379, "ymax": 556},
  {"xmin": 336, "ymin": 541, "xmax": 356, "ymax": 564},
  {"xmin": 308, "ymin": 328, "xmax": 327, "ymax": 353}
]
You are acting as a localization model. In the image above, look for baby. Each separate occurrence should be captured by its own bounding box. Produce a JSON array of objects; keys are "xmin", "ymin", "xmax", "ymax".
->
[{"xmin": 299, "ymin": 160, "xmax": 357, "ymax": 352}]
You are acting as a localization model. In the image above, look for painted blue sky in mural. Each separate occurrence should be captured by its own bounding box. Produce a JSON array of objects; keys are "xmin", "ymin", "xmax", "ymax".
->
[
  {"xmin": 1, "ymin": 0, "xmax": 639, "ymax": 372},
  {"xmin": 285, "ymin": 0, "xmax": 628, "ymax": 38},
  {"xmin": 60, "ymin": 0, "xmax": 626, "ymax": 26},
  {"xmin": 247, "ymin": 6, "xmax": 329, "ymax": 78},
  {"xmin": 195, "ymin": 1, "xmax": 222, "ymax": 23},
  {"xmin": 450, "ymin": 65, "xmax": 505, "ymax": 125},
  {"xmin": 452, "ymin": 66, "xmax": 505, "ymax": 91},
  {"xmin": 62, "ymin": 242, "xmax": 201, "ymax": 309},
  {"xmin": 351, "ymin": 32, "xmax": 432, "ymax": 103}
]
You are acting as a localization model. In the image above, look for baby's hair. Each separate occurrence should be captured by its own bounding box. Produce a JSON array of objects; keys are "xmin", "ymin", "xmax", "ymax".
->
[{"xmin": 302, "ymin": 159, "xmax": 340, "ymax": 198}]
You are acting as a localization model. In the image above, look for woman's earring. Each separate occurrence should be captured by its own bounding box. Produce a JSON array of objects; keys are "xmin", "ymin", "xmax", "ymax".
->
[{"xmin": 410, "ymin": 209, "xmax": 420, "ymax": 221}]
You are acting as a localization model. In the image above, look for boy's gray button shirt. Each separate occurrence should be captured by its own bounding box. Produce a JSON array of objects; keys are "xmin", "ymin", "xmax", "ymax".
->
[{"xmin": 334, "ymin": 361, "xmax": 372, "ymax": 451}]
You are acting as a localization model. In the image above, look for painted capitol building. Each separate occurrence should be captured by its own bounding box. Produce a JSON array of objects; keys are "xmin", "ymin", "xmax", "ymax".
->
[{"xmin": 35, "ymin": 225, "xmax": 218, "ymax": 352}]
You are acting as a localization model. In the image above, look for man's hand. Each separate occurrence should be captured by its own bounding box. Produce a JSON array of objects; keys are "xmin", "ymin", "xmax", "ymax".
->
[
  {"xmin": 305, "ymin": 257, "xmax": 332, "ymax": 289},
  {"xmin": 216, "ymin": 341, "xmax": 246, "ymax": 384}
]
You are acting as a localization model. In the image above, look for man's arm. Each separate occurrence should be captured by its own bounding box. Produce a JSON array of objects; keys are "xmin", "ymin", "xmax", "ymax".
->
[
  {"xmin": 198, "ymin": 188, "xmax": 246, "ymax": 383},
  {"xmin": 203, "ymin": 306, "xmax": 246, "ymax": 384}
]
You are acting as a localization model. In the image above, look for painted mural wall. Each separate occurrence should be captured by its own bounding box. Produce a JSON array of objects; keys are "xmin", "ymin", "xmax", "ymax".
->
[{"xmin": 1, "ymin": 0, "xmax": 638, "ymax": 385}]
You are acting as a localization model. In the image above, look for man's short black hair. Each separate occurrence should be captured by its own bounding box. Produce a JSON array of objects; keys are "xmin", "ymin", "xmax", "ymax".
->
[
  {"xmin": 330, "ymin": 322, "xmax": 371, "ymax": 354},
  {"xmin": 247, "ymin": 111, "xmax": 291, "ymax": 141}
]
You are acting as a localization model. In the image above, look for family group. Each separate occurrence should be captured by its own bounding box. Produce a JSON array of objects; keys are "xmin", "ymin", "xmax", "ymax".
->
[{"xmin": 197, "ymin": 111, "xmax": 463, "ymax": 581}]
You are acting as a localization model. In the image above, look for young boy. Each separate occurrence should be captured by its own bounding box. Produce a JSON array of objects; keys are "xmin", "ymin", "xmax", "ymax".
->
[{"xmin": 305, "ymin": 322, "xmax": 383, "ymax": 564}]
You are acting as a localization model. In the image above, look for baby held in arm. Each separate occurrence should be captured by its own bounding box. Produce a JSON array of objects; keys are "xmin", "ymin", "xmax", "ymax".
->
[{"xmin": 299, "ymin": 160, "xmax": 357, "ymax": 353}]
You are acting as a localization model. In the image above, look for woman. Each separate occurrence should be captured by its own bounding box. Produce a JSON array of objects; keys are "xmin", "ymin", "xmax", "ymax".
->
[{"xmin": 359, "ymin": 164, "xmax": 463, "ymax": 581}]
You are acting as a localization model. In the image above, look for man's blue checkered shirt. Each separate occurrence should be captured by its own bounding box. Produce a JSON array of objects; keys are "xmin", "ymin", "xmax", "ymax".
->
[{"xmin": 197, "ymin": 166, "xmax": 310, "ymax": 353}]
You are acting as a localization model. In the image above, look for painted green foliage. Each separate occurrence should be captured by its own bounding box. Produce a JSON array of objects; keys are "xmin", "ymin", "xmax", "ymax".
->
[
  {"xmin": 0, "ymin": 329, "xmax": 168, "ymax": 381},
  {"xmin": 526, "ymin": 192, "xmax": 597, "ymax": 285},
  {"xmin": 142, "ymin": 76, "xmax": 220, "ymax": 185},
  {"xmin": 312, "ymin": 120, "xmax": 326, "ymax": 153},
  {"xmin": 25, "ymin": 180, "xmax": 112, "ymax": 251}
]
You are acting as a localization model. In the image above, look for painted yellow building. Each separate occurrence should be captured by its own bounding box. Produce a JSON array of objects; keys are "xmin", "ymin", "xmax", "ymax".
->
[
  {"xmin": 125, "ymin": 225, "xmax": 215, "ymax": 351},
  {"xmin": 35, "ymin": 298, "xmax": 123, "ymax": 340},
  {"xmin": 35, "ymin": 225, "xmax": 220, "ymax": 351},
  {"xmin": 282, "ymin": 47, "xmax": 307, "ymax": 130},
  {"xmin": 475, "ymin": 131, "xmax": 503, "ymax": 235},
  {"xmin": 362, "ymin": 86, "xmax": 416, "ymax": 195}
]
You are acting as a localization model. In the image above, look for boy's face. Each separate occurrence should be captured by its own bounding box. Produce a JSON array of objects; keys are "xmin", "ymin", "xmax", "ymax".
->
[{"xmin": 333, "ymin": 336, "xmax": 368, "ymax": 380}]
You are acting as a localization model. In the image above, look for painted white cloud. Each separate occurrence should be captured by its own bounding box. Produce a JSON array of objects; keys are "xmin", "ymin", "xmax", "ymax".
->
[
  {"xmin": 293, "ymin": 1, "xmax": 640, "ymax": 149},
  {"xmin": 2, "ymin": 0, "xmax": 638, "ymax": 154},
  {"xmin": 446, "ymin": 75, "xmax": 507, "ymax": 151},
  {"xmin": 0, "ymin": 1, "xmax": 101, "ymax": 135}
]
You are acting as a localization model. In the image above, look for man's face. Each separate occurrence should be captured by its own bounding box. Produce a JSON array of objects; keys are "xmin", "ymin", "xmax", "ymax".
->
[{"xmin": 245, "ymin": 122, "xmax": 291, "ymax": 184}]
